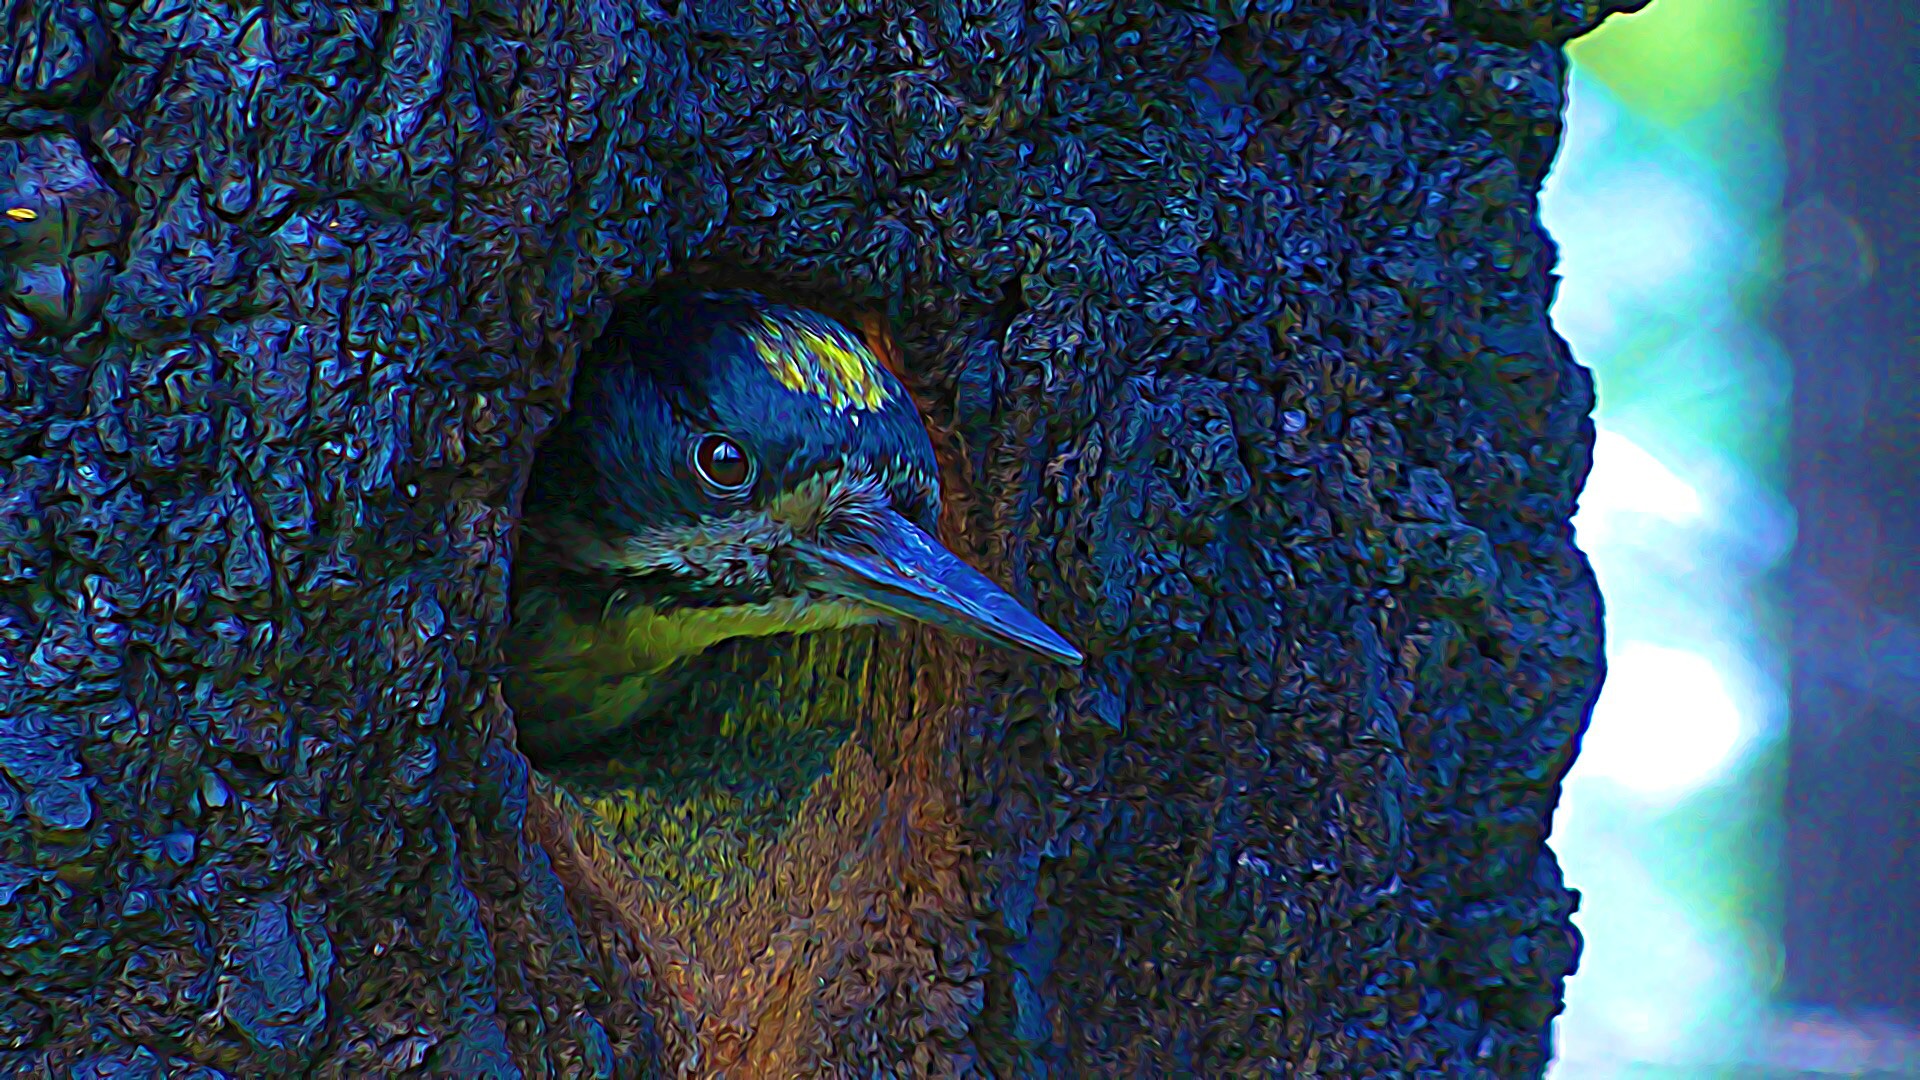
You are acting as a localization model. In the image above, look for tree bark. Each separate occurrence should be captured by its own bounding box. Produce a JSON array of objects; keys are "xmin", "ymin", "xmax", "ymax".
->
[{"xmin": 0, "ymin": 0, "xmax": 1631, "ymax": 1074}]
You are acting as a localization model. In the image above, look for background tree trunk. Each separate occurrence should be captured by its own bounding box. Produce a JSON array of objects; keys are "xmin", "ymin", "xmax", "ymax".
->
[{"xmin": 0, "ymin": 0, "xmax": 1631, "ymax": 1074}]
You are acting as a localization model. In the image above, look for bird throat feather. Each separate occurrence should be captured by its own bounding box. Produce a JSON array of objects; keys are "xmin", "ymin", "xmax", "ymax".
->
[{"xmin": 509, "ymin": 585, "xmax": 876, "ymax": 757}]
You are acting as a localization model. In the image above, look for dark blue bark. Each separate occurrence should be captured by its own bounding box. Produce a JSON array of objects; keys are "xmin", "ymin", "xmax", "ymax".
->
[{"xmin": 0, "ymin": 0, "xmax": 1630, "ymax": 1073}]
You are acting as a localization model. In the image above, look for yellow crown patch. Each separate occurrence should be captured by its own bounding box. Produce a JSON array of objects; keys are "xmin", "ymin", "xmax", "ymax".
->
[{"xmin": 744, "ymin": 311, "xmax": 895, "ymax": 413}]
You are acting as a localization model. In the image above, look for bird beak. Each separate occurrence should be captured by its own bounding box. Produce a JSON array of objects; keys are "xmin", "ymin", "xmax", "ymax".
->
[{"xmin": 790, "ymin": 509, "xmax": 1084, "ymax": 666}]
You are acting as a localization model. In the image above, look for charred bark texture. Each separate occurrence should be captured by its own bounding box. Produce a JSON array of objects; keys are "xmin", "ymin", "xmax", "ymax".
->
[{"xmin": 0, "ymin": 0, "xmax": 1630, "ymax": 1074}]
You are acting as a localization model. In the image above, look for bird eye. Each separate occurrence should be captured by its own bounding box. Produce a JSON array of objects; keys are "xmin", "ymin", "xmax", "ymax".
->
[{"xmin": 692, "ymin": 433, "xmax": 754, "ymax": 493}]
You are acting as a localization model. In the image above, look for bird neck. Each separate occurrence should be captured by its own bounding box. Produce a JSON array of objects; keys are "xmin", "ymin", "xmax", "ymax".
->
[{"xmin": 505, "ymin": 581, "xmax": 880, "ymax": 759}]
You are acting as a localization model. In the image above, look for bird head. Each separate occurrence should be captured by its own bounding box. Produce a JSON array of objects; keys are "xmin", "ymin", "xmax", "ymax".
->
[{"xmin": 516, "ymin": 291, "xmax": 1083, "ymax": 675}]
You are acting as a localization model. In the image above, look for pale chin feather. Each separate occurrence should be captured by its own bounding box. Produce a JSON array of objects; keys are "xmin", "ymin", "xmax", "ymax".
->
[{"xmin": 825, "ymin": 597, "xmax": 897, "ymax": 627}]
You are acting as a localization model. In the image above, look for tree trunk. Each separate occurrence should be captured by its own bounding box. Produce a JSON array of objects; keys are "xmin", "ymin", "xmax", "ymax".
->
[{"xmin": 0, "ymin": 0, "xmax": 1630, "ymax": 1074}]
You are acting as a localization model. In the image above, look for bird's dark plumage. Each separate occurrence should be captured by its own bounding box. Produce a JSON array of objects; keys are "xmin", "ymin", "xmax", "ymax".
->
[
  {"xmin": 507, "ymin": 291, "xmax": 1081, "ymax": 760},
  {"xmin": 534, "ymin": 293, "xmax": 942, "ymax": 545}
]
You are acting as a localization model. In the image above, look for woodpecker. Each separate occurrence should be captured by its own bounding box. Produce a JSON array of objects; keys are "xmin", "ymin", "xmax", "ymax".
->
[{"xmin": 506, "ymin": 290, "xmax": 1083, "ymax": 761}]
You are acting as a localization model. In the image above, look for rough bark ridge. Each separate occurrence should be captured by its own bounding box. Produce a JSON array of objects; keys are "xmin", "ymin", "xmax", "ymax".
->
[{"xmin": 0, "ymin": 0, "xmax": 1631, "ymax": 1074}]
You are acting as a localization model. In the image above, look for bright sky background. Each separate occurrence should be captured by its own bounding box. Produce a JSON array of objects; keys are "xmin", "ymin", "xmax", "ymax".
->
[{"xmin": 1541, "ymin": 0, "xmax": 1795, "ymax": 1073}]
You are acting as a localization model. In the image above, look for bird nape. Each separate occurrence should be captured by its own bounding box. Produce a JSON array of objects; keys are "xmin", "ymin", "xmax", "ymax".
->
[{"xmin": 505, "ymin": 290, "xmax": 1082, "ymax": 764}]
